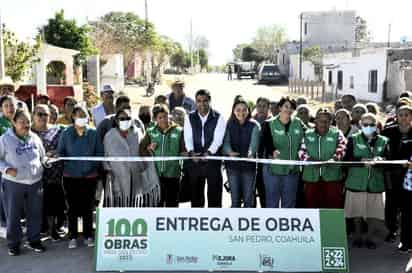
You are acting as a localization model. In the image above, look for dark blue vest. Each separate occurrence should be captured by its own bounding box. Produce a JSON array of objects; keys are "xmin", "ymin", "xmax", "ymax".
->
[
  {"xmin": 189, "ymin": 109, "xmax": 220, "ymax": 154},
  {"xmin": 226, "ymin": 119, "xmax": 257, "ymax": 170}
]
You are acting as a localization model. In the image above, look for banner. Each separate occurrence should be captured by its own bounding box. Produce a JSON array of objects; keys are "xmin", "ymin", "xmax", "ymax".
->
[{"xmin": 95, "ymin": 208, "xmax": 349, "ymax": 272}]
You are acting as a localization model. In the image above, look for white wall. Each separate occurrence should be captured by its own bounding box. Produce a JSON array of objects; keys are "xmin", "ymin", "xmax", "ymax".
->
[
  {"xmin": 303, "ymin": 10, "xmax": 356, "ymax": 49},
  {"xmin": 101, "ymin": 54, "xmax": 125, "ymax": 92},
  {"xmin": 289, "ymin": 54, "xmax": 317, "ymax": 81},
  {"xmin": 323, "ymin": 48, "xmax": 387, "ymax": 103}
]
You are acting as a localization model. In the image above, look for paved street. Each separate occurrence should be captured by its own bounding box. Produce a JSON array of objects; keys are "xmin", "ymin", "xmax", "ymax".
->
[{"xmin": 0, "ymin": 73, "xmax": 411, "ymax": 272}]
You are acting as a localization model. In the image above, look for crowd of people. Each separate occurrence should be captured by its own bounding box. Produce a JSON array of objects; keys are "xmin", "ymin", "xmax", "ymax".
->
[{"xmin": 0, "ymin": 76, "xmax": 411, "ymax": 259}]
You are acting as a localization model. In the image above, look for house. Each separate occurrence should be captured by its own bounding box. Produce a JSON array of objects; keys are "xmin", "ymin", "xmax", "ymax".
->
[
  {"xmin": 322, "ymin": 47, "xmax": 412, "ymax": 103},
  {"xmin": 101, "ymin": 54, "xmax": 125, "ymax": 92},
  {"xmin": 302, "ymin": 10, "xmax": 356, "ymax": 49},
  {"xmin": 280, "ymin": 9, "xmax": 357, "ymax": 80}
]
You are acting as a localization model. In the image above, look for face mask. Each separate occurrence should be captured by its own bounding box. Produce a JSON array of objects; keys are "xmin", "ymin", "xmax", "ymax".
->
[
  {"xmin": 119, "ymin": 120, "xmax": 132, "ymax": 131},
  {"xmin": 361, "ymin": 125, "xmax": 377, "ymax": 136},
  {"xmin": 74, "ymin": 118, "xmax": 88, "ymax": 127},
  {"xmin": 139, "ymin": 114, "xmax": 151, "ymax": 124}
]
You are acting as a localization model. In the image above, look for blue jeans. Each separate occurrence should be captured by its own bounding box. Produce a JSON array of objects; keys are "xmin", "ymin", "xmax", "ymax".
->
[
  {"xmin": 2, "ymin": 179, "xmax": 43, "ymax": 248},
  {"xmin": 0, "ymin": 175, "xmax": 6, "ymax": 227},
  {"xmin": 227, "ymin": 168, "xmax": 256, "ymax": 208},
  {"xmin": 262, "ymin": 165, "xmax": 299, "ymax": 208}
]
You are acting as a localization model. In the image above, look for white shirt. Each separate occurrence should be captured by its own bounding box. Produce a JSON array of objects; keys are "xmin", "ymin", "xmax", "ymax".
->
[
  {"xmin": 92, "ymin": 104, "xmax": 108, "ymax": 127},
  {"xmin": 184, "ymin": 110, "xmax": 226, "ymax": 154}
]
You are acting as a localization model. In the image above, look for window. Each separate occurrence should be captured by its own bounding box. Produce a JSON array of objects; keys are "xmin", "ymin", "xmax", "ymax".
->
[
  {"xmin": 337, "ymin": 71, "xmax": 343, "ymax": 90},
  {"xmin": 304, "ymin": 22, "xmax": 308, "ymax": 35},
  {"xmin": 328, "ymin": 71, "xmax": 333, "ymax": 86},
  {"xmin": 350, "ymin": 76, "xmax": 354, "ymax": 89},
  {"xmin": 369, "ymin": 70, "xmax": 378, "ymax": 93},
  {"xmin": 282, "ymin": 54, "xmax": 286, "ymax": 65}
]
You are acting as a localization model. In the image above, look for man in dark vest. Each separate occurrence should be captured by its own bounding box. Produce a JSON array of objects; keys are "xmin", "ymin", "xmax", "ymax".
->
[{"xmin": 184, "ymin": 89, "xmax": 226, "ymax": 207}]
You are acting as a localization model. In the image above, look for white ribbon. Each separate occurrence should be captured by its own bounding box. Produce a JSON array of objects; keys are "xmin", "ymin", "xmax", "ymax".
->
[{"xmin": 47, "ymin": 156, "xmax": 409, "ymax": 166}]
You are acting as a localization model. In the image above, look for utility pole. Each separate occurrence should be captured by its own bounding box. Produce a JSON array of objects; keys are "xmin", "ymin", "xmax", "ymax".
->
[
  {"xmin": 0, "ymin": 11, "xmax": 5, "ymax": 80},
  {"xmin": 387, "ymin": 23, "xmax": 391, "ymax": 48},
  {"xmin": 190, "ymin": 19, "xmax": 193, "ymax": 73},
  {"xmin": 144, "ymin": 0, "xmax": 148, "ymax": 29},
  {"xmin": 299, "ymin": 12, "xmax": 303, "ymax": 80}
]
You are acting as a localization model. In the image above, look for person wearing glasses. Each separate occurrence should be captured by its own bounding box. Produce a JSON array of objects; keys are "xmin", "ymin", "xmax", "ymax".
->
[
  {"xmin": 104, "ymin": 108, "xmax": 159, "ymax": 207},
  {"xmin": 344, "ymin": 113, "xmax": 389, "ymax": 249},
  {"xmin": 31, "ymin": 104, "xmax": 65, "ymax": 241}
]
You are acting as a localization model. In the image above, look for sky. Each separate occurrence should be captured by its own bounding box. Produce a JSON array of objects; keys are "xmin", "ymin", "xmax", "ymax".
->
[{"xmin": 1, "ymin": 0, "xmax": 412, "ymax": 65}]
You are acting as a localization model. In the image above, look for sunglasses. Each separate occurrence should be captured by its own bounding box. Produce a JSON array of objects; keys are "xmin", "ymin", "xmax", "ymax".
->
[
  {"xmin": 36, "ymin": 112, "xmax": 49, "ymax": 118},
  {"xmin": 118, "ymin": 117, "xmax": 131, "ymax": 121},
  {"xmin": 362, "ymin": 123, "xmax": 376, "ymax": 127}
]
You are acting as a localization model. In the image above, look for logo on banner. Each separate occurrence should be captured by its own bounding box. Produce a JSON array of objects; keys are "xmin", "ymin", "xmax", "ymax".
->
[
  {"xmin": 212, "ymin": 254, "xmax": 236, "ymax": 267},
  {"xmin": 259, "ymin": 254, "xmax": 274, "ymax": 269},
  {"xmin": 166, "ymin": 254, "xmax": 199, "ymax": 264},
  {"xmin": 103, "ymin": 218, "xmax": 149, "ymax": 257},
  {"xmin": 322, "ymin": 247, "xmax": 346, "ymax": 270}
]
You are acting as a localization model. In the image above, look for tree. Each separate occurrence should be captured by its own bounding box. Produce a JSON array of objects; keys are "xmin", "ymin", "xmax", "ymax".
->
[
  {"xmin": 251, "ymin": 24, "xmax": 287, "ymax": 62},
  {"xmin": 3, "ymin": 25, "xmax": 40, "ymax": 82},
  {"xmin": 232, "ymin": 43, "xmax": 248, "ymax": 61},
  {"xmin": 170, "ymin": 46, "xmax": 186, "ymax": 70},
  {"xmin": 151, "ymin": 35, "xmax": 180, "ymax": 80},
  {"xmin": 89, "ymin": 11, "xmax": 158, "ymax": 69},
  {"xmin": 355, "ymin": 16, "xmax": 371, "ymax": 45},
  {"xmin": 198, "ymin": 48, "xmax": 208, "ymax": 69},
  {"xmin": 40, "ymin": 10, "xmax": 96, "ymax": 64},
  {"xmin": 241, "ymin": 46, "xmax": 264, "ymax": 63}
]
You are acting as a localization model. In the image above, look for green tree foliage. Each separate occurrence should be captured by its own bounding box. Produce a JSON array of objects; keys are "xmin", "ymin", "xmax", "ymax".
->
[
  {"xmin": 170, "ymin": 45, "xmax": 186, "ymax": 70},
  {"xmin": 151, "ymin": 35, "xmax": 181, "ymax": 79},
  {"xmin": 241, "ymin": 46, "xmax": 264, "ymax": 63},
  {"xmin": 251, "ymin": 24, "xmax": 287, "ymax": 62},
  {"xmin": 199, "ymin": 48, "xmax": 208, "ymax": 69},
  {"xmin": 3, "ymin": 25, "xmax": 40, "ymax": 82},
  {"xmin": 41, "ymin": 10, "xmax": 96, "ymax": 64},
  {"xmin": 89, "ymin": 11, "xmax": 158, "ymax": 68},
  {"xmin": 303, "ymin": 45, "xmax": 322, "ymax": 64}
]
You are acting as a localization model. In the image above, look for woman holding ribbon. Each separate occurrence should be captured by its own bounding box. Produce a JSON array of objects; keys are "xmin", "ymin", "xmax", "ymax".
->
[
  {"xmin": 32, "ymin": 104, "xmax": 65, "ymax": 241},
  {"xmin": 0, "ymin": 109, "xmax": 47, "ymax": 256},
  {"xmin": 140, "ymin": 104, "xmax": 184, "ymax": 207},
  {"xmin": 260, "ymin": 96, "xmax": 306, "ymax": 208},
  {"xmin": 223, "ymin": 98, "xmax": 260, "ymax": 208},
  {"xmin": 344, "ymin": 113, "xmax": 389, "ymax": 249},
  {"xmin": 104, "ymin": 108, "xmax": 160, "ymax": 207},
  {"xmin": 57, "ymin": 105, "xmax": 102, "ymax": 249},
  {"xmin": 299, "ymin": 108, "xmax": 347, "ymax": 208}
]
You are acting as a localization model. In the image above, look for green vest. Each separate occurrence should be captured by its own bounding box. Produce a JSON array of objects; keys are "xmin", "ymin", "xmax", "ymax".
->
[
  {"xmin": 345, "ymin": 132, "xmax": 388, "ymax": 193},
  {"xmin": 302, "ymin": 127, "xmax": 343, "ymax": 182},
  {"xmin": 268, "ymin": 116, "xmax": 305, "ymax": 175},
  {"xmin": 147, "ymin": 125, "xmax": 182, "ymax": 178},
  {"xmin": 0, "ymin": 116, "xmax": 12, "ymax": 136}
]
